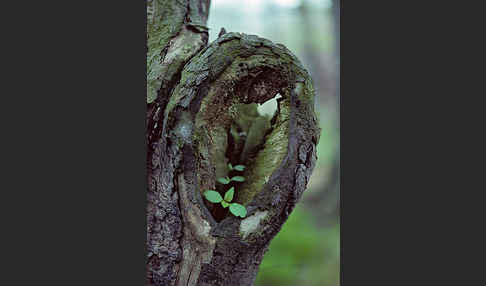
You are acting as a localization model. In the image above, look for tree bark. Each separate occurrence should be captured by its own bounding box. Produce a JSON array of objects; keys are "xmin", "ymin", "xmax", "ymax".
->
[{"xmin": 147, "ymin": 1, "xmax": 320, "ymax": 285}]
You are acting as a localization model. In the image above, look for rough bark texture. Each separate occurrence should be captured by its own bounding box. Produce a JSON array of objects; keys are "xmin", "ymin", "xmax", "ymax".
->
[{"xmin": 147, "ymin": 1, "xmax": 320, "ymax": 285}]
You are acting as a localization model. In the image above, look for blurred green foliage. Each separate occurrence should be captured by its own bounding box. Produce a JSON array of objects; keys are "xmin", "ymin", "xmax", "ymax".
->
[
  {"xmin": 255, "ymin": 205, "xmax": 340, "ymax": 286},
  {"xmin": 207, "ymin": 1, "xmax": 340, "ymax": 285}
]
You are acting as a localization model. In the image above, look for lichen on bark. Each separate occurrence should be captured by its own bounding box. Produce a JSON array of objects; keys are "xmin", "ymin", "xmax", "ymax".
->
[
  {"xmin": 147, "ymin": 2, "xmax": 320, "ymax": 285},
  {"xmin": 147, "ymin": 0, "xmax": 210, "ymax": 104}
]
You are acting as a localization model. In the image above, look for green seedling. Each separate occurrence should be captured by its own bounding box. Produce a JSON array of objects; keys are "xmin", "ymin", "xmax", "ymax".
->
[
  {"xmin": 203, "ymin": 163, "xmax": 247, "ymax": 218},
  {"xmin": 204, "ymin": 187, "xmax": 247, "ymax": 218},
  {"xmin": 228, "ymin": 163, "xmax": 245, "ymax": 171},
  {"xmin": 231, "ymin": 176, "xmax": 245, "ymax": 182},
  {"xmin": 217, "ymin": 175, "xmax": 245, "ymax": 184},
  {"xmin": 217, "ymin": 177, "xmax": 231, "ymax": 184}
]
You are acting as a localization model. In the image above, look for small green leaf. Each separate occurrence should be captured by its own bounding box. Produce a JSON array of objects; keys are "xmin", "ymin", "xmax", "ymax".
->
[
  {"xmin": 233, "ymin": 165, "xmax": 245, "ymax": 171},
  {"xmin": 204, "ymin": 190, "xmax": 223, "ymax": 203},
  {"xmin": 227, "ymin": 163, "xmax": 233, "ymax": 170},
  {"xmin": 231, "ymin": 176, "xmax": 245, "ymax": 182},
  {"xmin": 229, "ymin": 203, "xmax": 247, "ymax": 218},
  {"xmin": 217, "ymin": 177, "xmax": 231, "ymax": 184},
  {"xmin": 224, "ymin": 187, "xmax": 234, "ymax": 202},
  {"xmin": 221, "ymin": 200, "xmax": 230, "ymax": 208}
]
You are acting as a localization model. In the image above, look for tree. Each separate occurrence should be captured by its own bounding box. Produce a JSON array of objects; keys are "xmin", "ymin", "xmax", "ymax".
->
[{"xmin": 146, "ymin": 0, "xmax": 320, "ymax": 285}]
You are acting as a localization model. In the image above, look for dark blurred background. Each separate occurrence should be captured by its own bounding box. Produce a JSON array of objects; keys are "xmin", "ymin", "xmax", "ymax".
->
[{"xmin": 207, "ymin": 0, "xmax": 340, "ymax": 285}]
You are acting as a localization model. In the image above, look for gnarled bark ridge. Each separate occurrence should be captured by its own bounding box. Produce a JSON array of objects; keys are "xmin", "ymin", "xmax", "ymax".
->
[{"xmin": 147, "ymin": 1, "xmax": 320, "ymax": 285}]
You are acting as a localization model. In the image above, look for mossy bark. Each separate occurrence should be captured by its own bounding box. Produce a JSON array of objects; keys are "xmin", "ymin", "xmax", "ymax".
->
[{"xmin": 147, "ymin": 1, "xmax": 320, "ymax": 285}]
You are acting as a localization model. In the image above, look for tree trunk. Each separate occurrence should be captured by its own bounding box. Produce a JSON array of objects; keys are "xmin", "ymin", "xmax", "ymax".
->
[{"xmin": 147, "ymin": 1, "xmax": 320, "ymax": 285}]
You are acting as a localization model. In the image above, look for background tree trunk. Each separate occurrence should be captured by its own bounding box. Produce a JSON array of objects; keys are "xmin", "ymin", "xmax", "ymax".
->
[{"xmin": 147, "ymin": 1, "xmax": 320, "ymax": 285}]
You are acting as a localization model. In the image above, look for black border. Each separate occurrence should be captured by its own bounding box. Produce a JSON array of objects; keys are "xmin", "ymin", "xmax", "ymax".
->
[{"xmin": 2, "ymin": 1, "xmax": 147, "ymax": 284}]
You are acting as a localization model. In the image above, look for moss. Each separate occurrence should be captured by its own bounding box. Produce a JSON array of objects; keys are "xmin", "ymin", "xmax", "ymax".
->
[
  {"xmin": 165, "ymin": 32, "xmax": 317, "ymax": 220},
  {"xmin": 147, "ymin": 0, "xmax": 187, "ymax": 103},
  {"xmin": 237, "ymin": 97, "xmax": 290, "ymax": 205}
]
